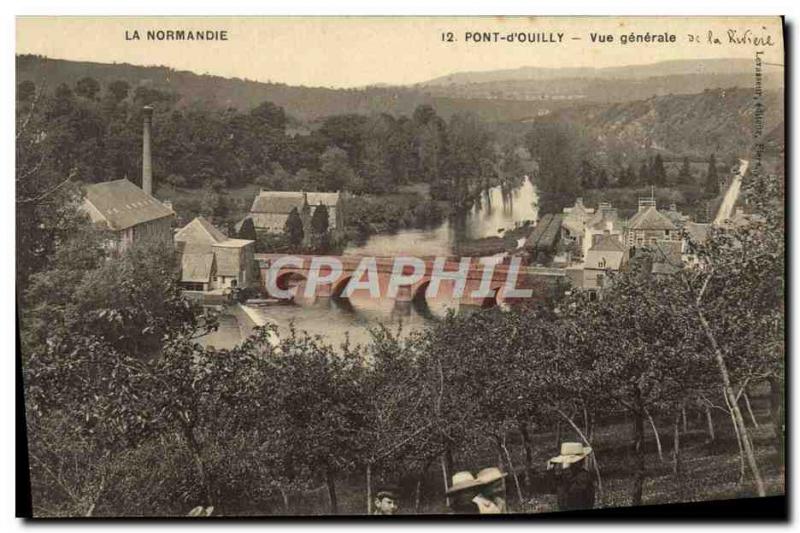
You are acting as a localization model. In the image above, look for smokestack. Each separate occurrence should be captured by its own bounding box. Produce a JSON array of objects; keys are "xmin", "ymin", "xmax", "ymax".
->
[{"xmin": 142, "ymin": 105, "xmax": 153, "ymax": 196}]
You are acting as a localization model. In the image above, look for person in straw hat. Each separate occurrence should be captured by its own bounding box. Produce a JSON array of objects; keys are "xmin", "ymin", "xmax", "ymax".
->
[
  {"xmin": 446, "ymin": 471, "xmax": 483, "ymax": 514},
  {"xmin": 547, "ymin": 442, "xmax": 596, "ymax": 511},
  {"xmin": 446, "ymin": 469, "xmax": 507, "ymax": 514},
  {"xmin": 475, "ymin": 467, "xmax": 508, "ymax": 513}
]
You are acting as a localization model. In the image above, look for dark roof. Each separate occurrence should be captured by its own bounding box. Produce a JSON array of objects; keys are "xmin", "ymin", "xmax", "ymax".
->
[
  {"xmin": 627, "ymin": 206, "xmax": 677, "ymax": 231},
  {"xmin": 526, "ymin": 214, "xmax": 563, "ymax": 251},
  {"xmin": 455, "ymin": 236, "xmax": 506, "ymax": 256},
  {"xmin": 84, "ymin": 179, "xmax": 174, "ymax": 231}
]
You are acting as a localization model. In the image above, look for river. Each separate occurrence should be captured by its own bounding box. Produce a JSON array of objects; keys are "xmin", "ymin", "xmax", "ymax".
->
[{"xmin": 241, "ymin": 178, "xmax": 540, "ymax": 348}]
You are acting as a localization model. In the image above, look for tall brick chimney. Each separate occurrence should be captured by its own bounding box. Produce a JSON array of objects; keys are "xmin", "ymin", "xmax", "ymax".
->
[{"xmin": 142, "ymin": 105, "xmax": 153, "ymax": 196}]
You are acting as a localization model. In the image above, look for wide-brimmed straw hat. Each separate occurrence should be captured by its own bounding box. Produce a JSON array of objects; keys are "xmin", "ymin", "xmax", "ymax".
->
[
  {"xmin": 548, "ymin": 442, "xmax": 593, "ymax": 465},
  {"xmin": 476, "ymin": 467, "xmax": 507, "ymax": 485},
  {"xmin": 446, "ymin": 471, "xmax": 484, "ymax": 495}
]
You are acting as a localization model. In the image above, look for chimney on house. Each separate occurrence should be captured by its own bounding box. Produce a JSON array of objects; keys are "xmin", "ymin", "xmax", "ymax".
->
[
  {"xmin": 638, "ymin": 197, "xmax": 656, "ymax": 212},
  {"xmin": 142, "ymin": 105, "xmax": 154, "ymax": 196}
]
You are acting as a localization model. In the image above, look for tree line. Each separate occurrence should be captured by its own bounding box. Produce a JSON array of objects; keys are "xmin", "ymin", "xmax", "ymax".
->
[
  {"xmin": 525, "ymin": 121, "xmax": 727, "ymax": 199},
  {"xmin": 17, "ymin": 78, "xmax": 507, "ymax": 208}
]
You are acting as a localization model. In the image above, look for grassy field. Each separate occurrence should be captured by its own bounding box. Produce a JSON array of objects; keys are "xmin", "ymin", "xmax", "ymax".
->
[{"xmin": 256, "ymin": 390, "xmax": 783, "ymax": 516}]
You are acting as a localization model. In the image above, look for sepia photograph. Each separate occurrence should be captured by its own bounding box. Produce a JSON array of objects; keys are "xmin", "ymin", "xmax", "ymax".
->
[{"xmin": 14, "ymin": 15, "xmax": 785, "ymax": 519}]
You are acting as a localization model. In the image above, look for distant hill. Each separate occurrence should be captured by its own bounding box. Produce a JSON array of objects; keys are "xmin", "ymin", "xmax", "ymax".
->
[
  {"xmin": 535, "ymin": 87, "xmax": 784, "ymax": 159},
  {"xmin": 418, "ymin": 59, "xmax": 783, "ymax": 103},
  {"xmin": 421, "ymin": 58, "xmax": 775, "ymax": 85},
  {"xmin": 16, "ymin": 55, "xmax": 582, "ymax": 122},
  {"xmin": 19, "ymin": 55, "xmax": 782, "ymax": 124}
]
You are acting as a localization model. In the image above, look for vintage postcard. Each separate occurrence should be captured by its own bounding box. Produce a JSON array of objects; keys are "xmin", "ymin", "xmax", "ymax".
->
[{"xmin": 15, "ymin": 16, "xmax": 785, "ymax": 518}]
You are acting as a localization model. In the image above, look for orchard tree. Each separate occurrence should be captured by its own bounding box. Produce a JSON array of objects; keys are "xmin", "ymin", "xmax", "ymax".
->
[
  {"xmin": 663, "ymin": 167, "xmax": 784, "ymax": 497},
  {"xmin": 266, "ymin": 330, "xmax": 369, "ymax": 514},
  {"xmin": 358, "ymin": 327, "xmax": 442, "ymax": 513},
  {"xmin": 561, "ymin": 254, "xmax": 710, "ymax": 506}
]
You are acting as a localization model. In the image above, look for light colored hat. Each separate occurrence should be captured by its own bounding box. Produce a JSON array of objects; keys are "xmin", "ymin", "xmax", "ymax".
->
[
  {"xmin": 187, "ymin": 505, "xmax": 214, "ymax": 517},
  {"xmin": 446, "ymin": 471, "xmax": 483, "ymax": 495},
  {"xmin": 476, "ymin": 467, "xmax": 507, "ymax": 485},
  {"xmin": 548, "ymin": 442, "xmax": 593, "ymax": 465}
]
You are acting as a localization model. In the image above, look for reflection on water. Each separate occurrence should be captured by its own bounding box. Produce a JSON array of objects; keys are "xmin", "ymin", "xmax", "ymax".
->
[
  {"xmin": 256, "ymin": 178, "xmax": 539, "ymax": 346},
  {"xmin": 343, "ymin": 177, "xmax": 539, "ymax": 257}
]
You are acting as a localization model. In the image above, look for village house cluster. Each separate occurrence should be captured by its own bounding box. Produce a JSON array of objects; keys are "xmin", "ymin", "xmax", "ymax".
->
[
  {"xmin": 79, "ymin": 106, "xmax": 744, "ymax": 305},
  {"xmin": 539, "ymin": 196, "xmax": 715, "ymax": 294}
]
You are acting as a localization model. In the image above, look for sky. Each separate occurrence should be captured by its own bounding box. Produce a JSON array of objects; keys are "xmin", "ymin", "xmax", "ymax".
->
[{"xmin": 16, "ymin": 16, "xmax": 785, "ymax": 88}]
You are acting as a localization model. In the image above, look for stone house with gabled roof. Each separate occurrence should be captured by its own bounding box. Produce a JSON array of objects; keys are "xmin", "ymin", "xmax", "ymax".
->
[
  {"xmin": 175, "ymin": 216, "xmax": 256, "ymax": 292},
  {"xmin": 82, "ymin": 178, "xmax": 175, "ymax": 254},
  {"xmin": 248, "ymin": 190, "xmax": 343, "ymax": 241},
  {"xmin": 625, "ymin": 198, "xmax": 679, "ymax": 248}
]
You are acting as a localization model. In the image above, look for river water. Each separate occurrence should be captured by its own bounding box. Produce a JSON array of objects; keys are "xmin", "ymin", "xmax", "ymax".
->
[{"xmin": 249, "ymin": 177, "xmax": 540, "ymax": 348}]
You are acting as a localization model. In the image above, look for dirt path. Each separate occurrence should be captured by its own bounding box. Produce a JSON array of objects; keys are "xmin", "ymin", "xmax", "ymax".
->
[{"xmin": 713, "ymin": 159, "xmax": 748, "ymax": 225}]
